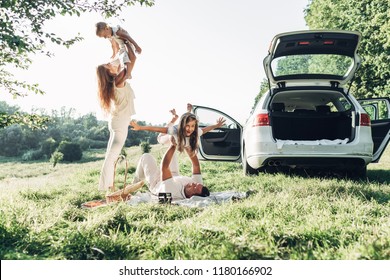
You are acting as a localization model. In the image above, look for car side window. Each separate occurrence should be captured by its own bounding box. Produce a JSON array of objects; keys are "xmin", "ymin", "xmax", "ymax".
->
[
  {"xmin": 360, "ymin": 99, "xmax": 390, "ymax": 120},
  {"xmin": 337, "ymin": 96, "xmax": 352, "ymax": 112},
  {"xmin": 195, "ymin": 108, "xmax": 236, "ymax": 129}
]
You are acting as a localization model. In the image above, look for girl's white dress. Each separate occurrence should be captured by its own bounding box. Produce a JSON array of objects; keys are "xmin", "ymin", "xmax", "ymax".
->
[{"xmin": 109, "ymin": 25, "xmax": 131, "ymax": 68}]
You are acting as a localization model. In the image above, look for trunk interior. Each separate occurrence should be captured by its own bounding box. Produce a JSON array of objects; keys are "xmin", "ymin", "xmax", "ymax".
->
[{"xmin": 269, "ymin": 97, "xmax": 355, "ymax": 141}]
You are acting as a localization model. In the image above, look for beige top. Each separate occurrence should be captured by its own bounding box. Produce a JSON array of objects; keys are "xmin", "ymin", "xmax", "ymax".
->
[{"xmin": 110, "ymin": 82, "xmax": 136, "ymax": 119}]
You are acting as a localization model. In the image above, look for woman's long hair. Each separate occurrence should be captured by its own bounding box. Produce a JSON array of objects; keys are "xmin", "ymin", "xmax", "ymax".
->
[
  {"xmin": 177, "ymin": 113, "xmax": 199, "ymax": 153},
  {"xmin": 96, "ymin": 65, "xmax": 115, "ymax": 114}
]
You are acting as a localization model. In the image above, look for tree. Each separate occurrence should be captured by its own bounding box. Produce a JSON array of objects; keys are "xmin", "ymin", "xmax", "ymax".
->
[
  {"xmin": 41, "ymin": 137, "xmax": 58, "ymax": 158},
  {"xmin": 0, "ymin": 0, "xmax": 154, "ymax": 128},
  {"xmin": 50, "ymin": 151, "xmax": 64, "ymax": 167},
  {"xmin": 140, "ymin": 141, "xmax": 152, "ymax": 154},
  {"xmin": 0, "ymin": 125, "xmax": 23, "ymax": 156},
  {"xmin": 252, "ymin": 78, "xmax": 271, "ymax": 110},
  {"xmin": 0, "ymin": 101, "xmax": 50, "ymax": 129},
  {"xmin": 76, "ymin": 113, "xmax": 99, "ymax": 130},
  {"xmin": 56, "ymin": 141, "xmax": 82, "ymax": 162},
  {"xmin": 304, "ymin": 0, "xmax": 389, "ymax": 98}
]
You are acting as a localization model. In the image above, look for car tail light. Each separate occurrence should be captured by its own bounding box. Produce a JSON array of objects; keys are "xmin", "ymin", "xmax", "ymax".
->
[
  {"xmin": 253, "ymin": 113, "xmax": 270, "ymax": 126},
  {"xmin": 298, "ymin": 41, "xmax": 310, "ymax": 46},
  {"xmin": 323, "ymin": 40, "xmax": 334, "ymax": 45},
  {"xmin": 360, "ymin": 113, "xmax": 371, "ymax": 126}
]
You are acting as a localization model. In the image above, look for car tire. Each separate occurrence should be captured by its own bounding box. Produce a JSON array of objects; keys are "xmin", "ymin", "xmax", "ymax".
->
[
  {"xmin": 348, "ymin": 165, "xmax": 367, "ymax": 180},
  {"xmin": 242, "ymin": 146, "xmax": 257, "ymax": 175}
]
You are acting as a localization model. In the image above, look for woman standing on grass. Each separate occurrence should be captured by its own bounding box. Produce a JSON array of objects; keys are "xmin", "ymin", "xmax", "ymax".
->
[{"xmin": 96, "ymin": 41, "xmax": 136, "ymax": 192}]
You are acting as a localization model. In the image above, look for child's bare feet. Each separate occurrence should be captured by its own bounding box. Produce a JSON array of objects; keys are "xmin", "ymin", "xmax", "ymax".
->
[{"xmin": 169, "ymin": 109, "xmax": 179, "ymax": 123}]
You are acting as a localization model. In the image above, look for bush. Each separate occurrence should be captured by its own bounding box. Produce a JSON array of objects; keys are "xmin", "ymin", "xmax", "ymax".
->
[
  {"xmin": 41, "ymin": 137, "xmax": 58, "ymax": 157},
  {"xmin": 89, "ymin": 140, "xmax": 108, "ymax": 149},
  {"xmin": 120, "ymin": 147, "xmax": 128, "ymax": 158},
  {"xmin": 76, "ymin": 136, "xmax": 90, "ymax": 151},
  {"xmin": 56, "ymin": 141, "xmax": 82, "ymax": 162},
  {"xmin": 140, "ymin": 141, "xmax": 151, "ymax": 154},
  {"xmin": 22, "ymin": 149, "xmax": 44, "ymax": 161},
  {"xmin": 50, "ymin": 151, "xmax": 64, "ymax": 167},
  {"xmin": 0, "ymin": 125, "xmax": 23, "ymax": 157}
]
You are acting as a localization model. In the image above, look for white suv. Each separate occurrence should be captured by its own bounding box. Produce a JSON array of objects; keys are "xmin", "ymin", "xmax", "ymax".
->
[{"xmin": 193, "ymin": 30, "xmax": 390, "ymax": 178}]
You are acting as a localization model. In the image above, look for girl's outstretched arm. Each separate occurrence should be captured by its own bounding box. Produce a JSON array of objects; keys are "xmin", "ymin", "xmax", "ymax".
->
[
  {"xmin": 130, "ymin": 120, "xmax": 169, "ymax": 134},
  {"xmin": 201, "ymin": 117, "xmax": 226, "ymax": 134}
]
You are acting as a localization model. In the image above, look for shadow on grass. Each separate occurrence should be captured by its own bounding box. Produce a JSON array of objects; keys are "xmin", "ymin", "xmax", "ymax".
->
[
  {"xmin": 259, "ymin": 167, "xmax": 390, "ymax": 205},
  {"xmin": 0, "ymin": 153, "xmax": 105, "ymax": 165},
  {"xmin": 272, "ymin": 230, "xmax": 348, "ymax": 260},
  {"xmin": 366, "ymin": 169, "xmax": 390, "ymax": 184},
  {"xmin": 261, "ymin": 166, "xmax": 390, "ymax": 184}
]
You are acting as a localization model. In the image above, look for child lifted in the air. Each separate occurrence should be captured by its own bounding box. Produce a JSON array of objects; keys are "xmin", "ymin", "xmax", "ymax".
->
[{"xmin": 96, "ymin": 22, "xmax": 142, "ymax": 79}]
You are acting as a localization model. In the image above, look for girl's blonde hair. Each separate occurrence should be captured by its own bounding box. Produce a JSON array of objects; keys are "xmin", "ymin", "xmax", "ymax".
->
[
  {"xmin": 96, "ymin": 65, "xmax": 115, "ymax": 114},
  {"xmin": 177, "ymin": 113, "xmax": 199, "ymax": 153}
]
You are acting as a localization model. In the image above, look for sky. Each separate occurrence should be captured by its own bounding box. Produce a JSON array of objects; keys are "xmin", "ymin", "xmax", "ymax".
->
[{"xmin": 2, "ymin": 0, "xmax": 310, "ymax": 125}]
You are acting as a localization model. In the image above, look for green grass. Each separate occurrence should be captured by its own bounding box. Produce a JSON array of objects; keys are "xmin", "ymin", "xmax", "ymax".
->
[{"xmin": 0, "ymin": 145, "xmax": 389, "ymax": 260}]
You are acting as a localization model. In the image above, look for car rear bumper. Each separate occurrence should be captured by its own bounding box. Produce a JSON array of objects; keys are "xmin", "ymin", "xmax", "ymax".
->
[
  {"xmin": 246, "ymin": 139, "xmax": 373, "ymax": 169},
  {"xmin": 248, "ymin": 153, "xmax": 372, "ymax": 169}
]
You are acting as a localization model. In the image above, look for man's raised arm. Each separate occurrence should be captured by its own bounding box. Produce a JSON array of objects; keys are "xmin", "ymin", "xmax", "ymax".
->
[{"xmin": 161, "ymin": 136, "xmax": 177, "ymax": 181}]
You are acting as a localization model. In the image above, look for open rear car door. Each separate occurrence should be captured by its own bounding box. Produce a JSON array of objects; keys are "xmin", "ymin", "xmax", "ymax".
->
[{"xmin": 359, "ymin": 97, "xmax": 390, "ymax": 162}]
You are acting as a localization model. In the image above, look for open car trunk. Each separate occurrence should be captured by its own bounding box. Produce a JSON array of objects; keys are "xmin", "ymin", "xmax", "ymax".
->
[
  {"xmin": 270, "ymin": 109, "xmax": 354, "ymax": 141},
  {"xmin": 269, "ymin": 90, "xmax": 355, "ymax": 141}
]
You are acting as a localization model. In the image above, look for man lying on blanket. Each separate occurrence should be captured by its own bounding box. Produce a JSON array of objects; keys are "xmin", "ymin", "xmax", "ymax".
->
[{"xmin": 131, "ymin": 135, "xmax": 210, "ymax": 200}]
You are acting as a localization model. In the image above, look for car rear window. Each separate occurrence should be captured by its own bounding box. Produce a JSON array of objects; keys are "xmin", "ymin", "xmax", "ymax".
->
[{"xmin": 271, "ymin": 54, "xmax": 354, "ymax": 78}]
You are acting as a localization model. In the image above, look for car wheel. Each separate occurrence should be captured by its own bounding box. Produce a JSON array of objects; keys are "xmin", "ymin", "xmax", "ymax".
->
[
  {"xmin": 242, "ymin": 146, "xmax": 257, "ymax": 175},
  {"xmin": 348, "ymin": 165, "xmax": 367, "ymax": 180}
]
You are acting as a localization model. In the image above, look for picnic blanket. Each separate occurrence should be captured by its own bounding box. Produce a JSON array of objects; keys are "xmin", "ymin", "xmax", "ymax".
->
[
  {"xmin": 126, "ymin": 191, "xmax": 249, "ymax": 208},
  {"xmin": 82, "ymin": 182, "xmax": 250, "ymax": 209}
]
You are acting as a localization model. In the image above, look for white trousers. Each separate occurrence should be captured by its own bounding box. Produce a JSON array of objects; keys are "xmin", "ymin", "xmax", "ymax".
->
[
  {"xmin": 98, "ymin": 115, "xmax": 131, "ymax": 191},
  {"xmin": 133, "ymin": 153, "xmax": 161, "ymax": 195},
  {"xmin": 133, "ymin": 152, "xmax": 183, "ymax": 195}
]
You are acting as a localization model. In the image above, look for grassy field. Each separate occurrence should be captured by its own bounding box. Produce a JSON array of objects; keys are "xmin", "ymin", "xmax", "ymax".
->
[{"xmin": 0, "ymin": 145, "xmax": 389, "ymax": 260}]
